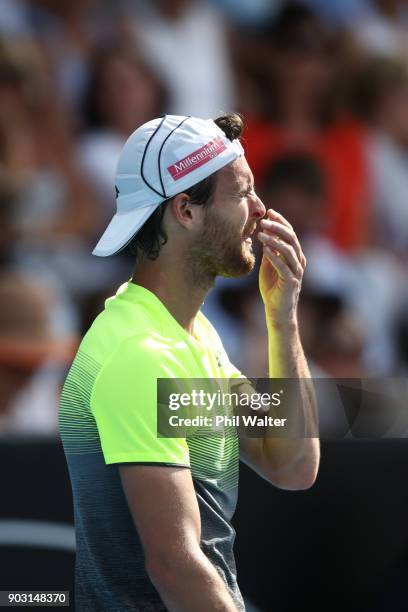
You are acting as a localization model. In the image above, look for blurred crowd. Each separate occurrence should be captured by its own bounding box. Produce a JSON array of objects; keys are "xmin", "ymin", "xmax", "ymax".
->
[{"xmin": 1, "ymin": 0, "xmax": 408, "ymax": 435}]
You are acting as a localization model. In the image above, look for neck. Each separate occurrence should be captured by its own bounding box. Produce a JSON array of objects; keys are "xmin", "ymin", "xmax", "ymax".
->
[{"xmin": 131, "ymin": 255, "xmax": 215, "ymax": 336}]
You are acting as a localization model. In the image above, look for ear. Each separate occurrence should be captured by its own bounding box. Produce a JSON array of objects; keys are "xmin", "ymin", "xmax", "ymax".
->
[{"xmin": 169, "ymin": 192, "xmax": 203, "ymax": 230}]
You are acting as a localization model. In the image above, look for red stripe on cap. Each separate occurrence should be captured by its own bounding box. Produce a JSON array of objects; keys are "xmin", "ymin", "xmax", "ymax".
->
[{"xmin": 167, "ymin": 137, "xmax": 227, "ymax": 181}]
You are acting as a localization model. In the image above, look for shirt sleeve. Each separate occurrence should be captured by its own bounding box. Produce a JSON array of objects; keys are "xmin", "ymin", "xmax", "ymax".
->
[{"xmin": 90, "ymin": 335, "xmax": 190, "ymax": 467}]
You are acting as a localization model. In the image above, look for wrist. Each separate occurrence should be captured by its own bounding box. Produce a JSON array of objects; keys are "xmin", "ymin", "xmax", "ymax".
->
[{"xmin": 265, "ymin": 308, "xmax": 299, "ymax": 335}]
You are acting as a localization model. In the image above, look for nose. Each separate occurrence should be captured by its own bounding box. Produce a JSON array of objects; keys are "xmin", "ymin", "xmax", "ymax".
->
[{"xmin": 249, "ymin": 193, "xmax": 266, "ymax": 220}]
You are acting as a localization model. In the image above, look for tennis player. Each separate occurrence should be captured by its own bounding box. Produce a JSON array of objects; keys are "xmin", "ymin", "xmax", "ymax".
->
[{"xmin": 59, "ymin": 113, "xmax": 320, "ymax": 611}]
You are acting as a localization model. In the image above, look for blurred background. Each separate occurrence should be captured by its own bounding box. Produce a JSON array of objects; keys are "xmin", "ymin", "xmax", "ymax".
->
[{"xmin": 1, "ymin": 1, "xmax": 408, "ymax": 610}]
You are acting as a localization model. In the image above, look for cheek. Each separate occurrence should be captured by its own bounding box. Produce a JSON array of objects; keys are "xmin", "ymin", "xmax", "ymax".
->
[
  {"xmin": 207, "ymin": 198, "xmax": 249, "ymax": 236},
  {"xmin": 234, "ymin": 200, "xmax": 250, "ymax": 226}
]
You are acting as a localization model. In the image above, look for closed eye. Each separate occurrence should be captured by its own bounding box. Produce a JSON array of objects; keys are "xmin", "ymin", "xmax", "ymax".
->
[
  {"xmin": 232, "ymin": 184, "xmax": 257, "ymax": 199},
  {"xmin": 238, "ymin": 186, "xmax": 256, "ymax": 197}
]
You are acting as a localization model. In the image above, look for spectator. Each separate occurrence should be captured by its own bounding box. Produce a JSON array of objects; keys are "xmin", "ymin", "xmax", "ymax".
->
[
  {"xmin": 261, "ymin": 153, "xmax": 327, "ymax": 240},
  {"xmin": 352, "ymin": 56, "xmax": 408, "ymax": 254},
  {"xmin": 259, "ymin": 151, "xmax": 404, "ymax": 373},
  {"xmin": 0, "ymin": 271, "xmax": 76, "ymax": 435},
  {"xmin": 0, "ymin": 38, "xmax": 97, "ymax": 246},
  {"xmin": 0, "ymin": 38, "xmax": 127, "ymax": 315},
  {"xmin": 300, "ymin": 291, "xmax": 366, "ymax": 378},
  {"xmin": 131, "ymin": 0, "xmax": 235, "ymax": 116},
  {"xmin": 29, "ymin": 0, "xmax": 119, "ymax": 123},
  {"xmin": 79, "ymin": 43, "xmax": 166, "ymax": 217},
  {"xmin": 298, "ymin": 290, "xmax": 368, "ymax": 437},
  {"xmin": 242, "ymin": 2, "xmax": 371, "ymax": 252}
]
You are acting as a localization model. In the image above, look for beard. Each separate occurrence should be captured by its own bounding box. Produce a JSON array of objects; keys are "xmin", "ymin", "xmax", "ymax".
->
[{"xmin": 187, "ymin": 206, "xmax": 256, "ymax": 288}]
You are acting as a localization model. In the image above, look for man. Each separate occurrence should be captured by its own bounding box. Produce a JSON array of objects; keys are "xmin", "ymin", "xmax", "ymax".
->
[{"xmin": 60, "ymin": 113, "xmax": 320, "ymax": 611}]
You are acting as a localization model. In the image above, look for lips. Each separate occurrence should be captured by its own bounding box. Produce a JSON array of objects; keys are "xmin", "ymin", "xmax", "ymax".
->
[{"xmin": 243, "ymin": 226, "xmax": 257, "ymax": 240}]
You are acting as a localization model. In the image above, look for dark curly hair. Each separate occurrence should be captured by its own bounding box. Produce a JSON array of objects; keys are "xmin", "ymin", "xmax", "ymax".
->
[{"xmin": 126, "ymin": 112, "xmax": 244, "ymax": 261}]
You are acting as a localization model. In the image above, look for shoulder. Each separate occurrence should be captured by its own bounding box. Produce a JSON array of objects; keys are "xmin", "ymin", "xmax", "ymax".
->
[
  {"xmin": 100, "ymin": 332, "xmax": 176, "ymax": 374},
  {"xmin": 90, "ymin": 332, "xmax": 178, "ymax": 415}
]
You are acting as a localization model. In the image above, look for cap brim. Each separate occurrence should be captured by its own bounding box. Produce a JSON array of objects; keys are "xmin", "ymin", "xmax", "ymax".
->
[{"xmin": 92, "ymin": 203, "xmax": 161, "ymax": 257}]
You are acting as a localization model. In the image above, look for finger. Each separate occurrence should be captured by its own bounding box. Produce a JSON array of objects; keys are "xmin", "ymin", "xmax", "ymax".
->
[
  {"xmin": 258, "ymin": 233, "xmax": 303, "ymax": 278},
  {"xmin": 263, "ymin": 246, "xmax": 301, "ymax": 285},
  {"xmin": 265, "ymin": 208, "xmax": 293, "ymax": 231},
  {"xmin": 259, "ymin": 219, "xmax": 305, "ymax": 267}
]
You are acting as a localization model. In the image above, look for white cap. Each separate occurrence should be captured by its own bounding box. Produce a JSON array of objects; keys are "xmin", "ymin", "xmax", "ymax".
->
[{"xmin": 92, "ymin": 114, "xmax": 244, "ymax": 257}]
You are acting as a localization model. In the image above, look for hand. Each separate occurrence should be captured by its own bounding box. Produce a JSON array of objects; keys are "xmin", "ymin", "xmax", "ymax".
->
[{"xmin": 257, "ymin": 209, "xmax": 306, "ymax": 327}]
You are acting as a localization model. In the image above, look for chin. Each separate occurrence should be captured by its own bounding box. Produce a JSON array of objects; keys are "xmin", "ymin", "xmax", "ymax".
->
[
  {"xmin": 241, "ymin": 242, "xmax": 256, "ymax": 267},
  {"xmin": 219, "ymin": 251, "xmax": 255, "ymax": 278}
]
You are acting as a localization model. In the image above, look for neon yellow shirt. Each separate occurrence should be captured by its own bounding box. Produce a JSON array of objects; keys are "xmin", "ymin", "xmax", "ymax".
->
[{"xmin": 59, "ymin": 281, "xmax": 245, "ymax": 611}]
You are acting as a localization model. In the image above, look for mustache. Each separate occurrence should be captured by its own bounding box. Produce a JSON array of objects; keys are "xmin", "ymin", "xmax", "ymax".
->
[{"xmin": 243, "ymin": 224, "xmax": 258, "ymax": 238}]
